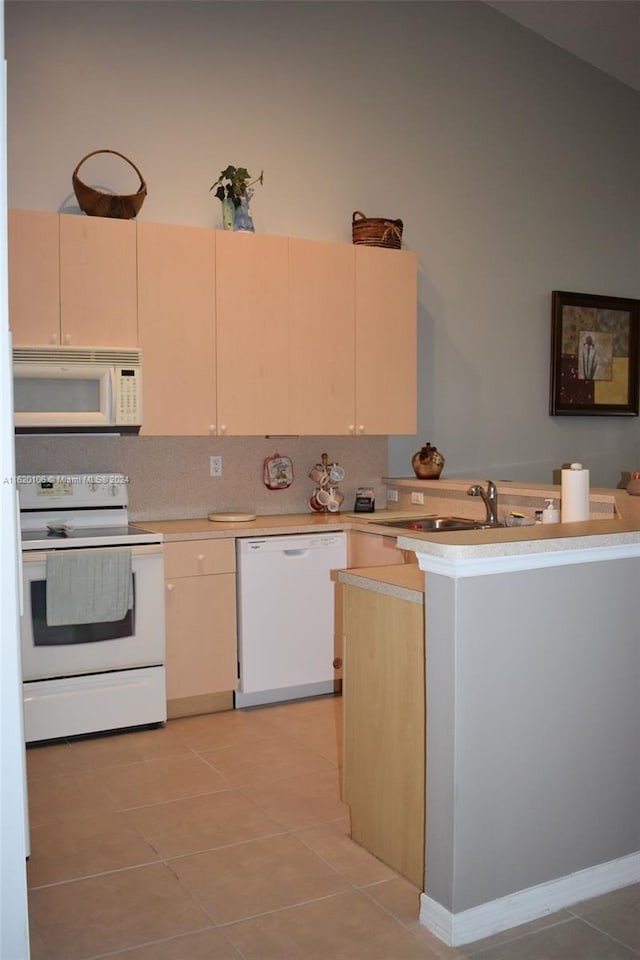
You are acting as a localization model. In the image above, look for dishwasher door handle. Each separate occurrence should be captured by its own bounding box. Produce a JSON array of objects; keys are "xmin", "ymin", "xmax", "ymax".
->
[{"xmin": 283, "ymin": 549, "xmax": 309, "ymax": 558}]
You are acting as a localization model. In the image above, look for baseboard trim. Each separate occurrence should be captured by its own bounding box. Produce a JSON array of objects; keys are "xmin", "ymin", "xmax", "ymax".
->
[
  {"xmin": 166, "ymin": 690, "xmax": 233, "ymax": 719},
  {"xmin": 419, "ymin": 851, "xmax": 640, "ymax": 947}
]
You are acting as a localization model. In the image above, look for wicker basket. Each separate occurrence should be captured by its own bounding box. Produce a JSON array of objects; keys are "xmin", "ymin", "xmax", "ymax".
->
[
  {"xmin": 72, "ymin": 149, "xmax": 147, "ymax": 219},
  {"xmin": 352, "ymin": 210, "xmax": 403, "ymax": 249}
]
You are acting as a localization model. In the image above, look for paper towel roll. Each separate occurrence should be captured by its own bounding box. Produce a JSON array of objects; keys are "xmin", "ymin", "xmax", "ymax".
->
[{"xmin": 561, "ymin": 463, "xmax": 590, "ymax": 522}]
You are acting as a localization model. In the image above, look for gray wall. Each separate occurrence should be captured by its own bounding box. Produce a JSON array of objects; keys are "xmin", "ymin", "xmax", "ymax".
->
[
  {"xmin": 425, "ymin": 559, "xmax": 640, "ymax": 911},
  {"xmin": 5, "ymin": 1, "xmax": 640, "ymax": 487}
]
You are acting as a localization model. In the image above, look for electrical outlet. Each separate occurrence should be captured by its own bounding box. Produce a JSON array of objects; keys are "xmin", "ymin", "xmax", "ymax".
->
[
  {"xmin": 386, "ymin": 489, "xmax": 399, "ymax": 502},
  {"xmin": 210, "ymin": 455, "xmax": 223, "ymax": 478},
  {"xmin": 410, "ymin": 491, "xmax": 425, "ymax": 505}
]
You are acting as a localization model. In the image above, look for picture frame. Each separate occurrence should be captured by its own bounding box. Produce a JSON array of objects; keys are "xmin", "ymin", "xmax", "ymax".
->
[{"xmin": 550, "ymin": 290, "xmax": 640, "ymax": 417}]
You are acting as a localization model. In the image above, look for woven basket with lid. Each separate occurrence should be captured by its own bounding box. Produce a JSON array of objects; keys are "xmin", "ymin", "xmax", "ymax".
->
[{"xmin": 72, "ymin": 149, "xmax": 147, "ymax": 219}]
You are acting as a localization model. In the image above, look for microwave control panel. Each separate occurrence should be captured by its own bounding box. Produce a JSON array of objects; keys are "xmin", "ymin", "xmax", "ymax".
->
[{"xmin": 116, "ymin": 367, "xmax": 142, "ymax": 425}]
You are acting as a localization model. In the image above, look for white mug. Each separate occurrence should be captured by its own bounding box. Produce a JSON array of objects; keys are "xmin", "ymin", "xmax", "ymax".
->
[
  {"xmin": 326, "ymin": 488, "xmax": 344, "ymax": 512},
  {"xmin": 315, "ymin": 488, "xmax": 332, "ymax": 506}
]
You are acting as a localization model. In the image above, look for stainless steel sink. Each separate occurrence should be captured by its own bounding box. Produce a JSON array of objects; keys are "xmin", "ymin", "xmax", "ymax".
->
[{"xmin": 377, "ymin": 516, "xmax": 504, "ymax": 532}]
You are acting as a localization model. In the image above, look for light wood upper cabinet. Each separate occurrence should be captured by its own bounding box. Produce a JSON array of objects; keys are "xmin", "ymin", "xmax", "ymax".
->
[
  {"xmin": 138, "ymin": 221, "xmax": 216, "ymax": 436},
  {"xmin": 9, "ymin": 211, "xmax": 417, "ymax": 436},
  {"xmin": 216, "ymin": 231, "xmax": 289, "ymax": 435},
  {"xmin": 288, "ymin": 237, "xmax": 356, "ymax": 435},
  {"xmin": 59, "ymin": 214, "xmax": 138, "ymax": 347},
  {"xmin": 355, "ymin": 246, "xmax": 417, "ymax": 435},
  {"xmin": 8, "ymin": 209, "xmax": 60, "ymax": 345}
]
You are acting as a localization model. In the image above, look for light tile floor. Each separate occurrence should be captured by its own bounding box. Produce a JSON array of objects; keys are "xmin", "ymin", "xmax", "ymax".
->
[{"xmin": 26, "ymin": 695, "xmax": 639, "ymax": 960}]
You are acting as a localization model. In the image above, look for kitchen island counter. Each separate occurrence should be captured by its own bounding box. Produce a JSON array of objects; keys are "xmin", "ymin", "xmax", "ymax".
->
[{"xmin": 395, "ymin": 507, "xmax": 640, "ymax": 949}]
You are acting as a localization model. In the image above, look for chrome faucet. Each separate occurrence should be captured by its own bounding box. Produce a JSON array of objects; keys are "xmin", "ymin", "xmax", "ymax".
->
[{"xmin": 467, "ymin": 480, "xmax": 499, "ymax": 524}]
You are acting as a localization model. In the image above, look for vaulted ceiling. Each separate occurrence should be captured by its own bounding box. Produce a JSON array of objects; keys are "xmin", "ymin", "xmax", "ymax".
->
[{"xmin": 484, "ymin": 1, "xmax": 640, "ymax": 92}]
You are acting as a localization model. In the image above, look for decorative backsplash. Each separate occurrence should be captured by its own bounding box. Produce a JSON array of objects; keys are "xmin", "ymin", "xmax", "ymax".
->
[{"xmin": 15, "ymin": 434, "xmax": 388, "ymax": 520}]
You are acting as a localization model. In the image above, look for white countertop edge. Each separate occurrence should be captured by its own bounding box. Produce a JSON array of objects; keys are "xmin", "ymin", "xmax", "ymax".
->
[
  {"xmin": 406, "ymin": 538, "xmax": 640, "ymax": 578},
  {"xmin": 337, "ymin": 570, "xmax": 424, "ymax": 603}
]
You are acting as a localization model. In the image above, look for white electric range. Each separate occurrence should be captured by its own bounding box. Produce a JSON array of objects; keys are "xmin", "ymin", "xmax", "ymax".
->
[{"xmin": 18, "ymin": 473, "xmax": 166, "ymax": 743}]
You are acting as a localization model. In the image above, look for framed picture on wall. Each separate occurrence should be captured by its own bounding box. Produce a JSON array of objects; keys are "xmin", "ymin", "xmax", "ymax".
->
[{"xmin": 549, "ymin": 290, "xmax": 640, "ymax": 416}]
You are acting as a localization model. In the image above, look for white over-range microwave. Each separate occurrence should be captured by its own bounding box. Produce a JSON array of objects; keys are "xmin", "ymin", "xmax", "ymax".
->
[{"xmin": 13, "ymin": 346, "xmax": 143, "ymax": 431}]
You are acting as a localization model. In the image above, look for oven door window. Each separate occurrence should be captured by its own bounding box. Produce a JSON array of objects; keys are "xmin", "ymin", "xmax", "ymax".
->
[{"xmin": 30, "ymin": 577, "xmax": 136, "ymax": 646}]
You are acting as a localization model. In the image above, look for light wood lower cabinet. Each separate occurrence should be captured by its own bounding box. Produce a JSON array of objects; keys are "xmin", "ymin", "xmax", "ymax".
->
[
  {"xmin": 342, "ymin": 579, "xmax": 425, "ymax": 888},
  {"xmin": 334, "ymin": 530, "xmax": 416, "ymax": 681},
  {"xmin": 349, "ymin": 529, "xmax": 417, "ymax": 567},
  {"xmin": 163, "ymin": 539, "xmax": 237, "ymax": 718}
]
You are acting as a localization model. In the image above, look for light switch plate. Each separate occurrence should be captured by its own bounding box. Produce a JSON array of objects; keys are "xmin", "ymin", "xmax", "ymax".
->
[
  {"xmin": 210, "ymin": 455, "xmax": 223, "ymax": 477},
  {"xmin": 410, "ymin": 491, "xmax": 425, "ymax": 505}
]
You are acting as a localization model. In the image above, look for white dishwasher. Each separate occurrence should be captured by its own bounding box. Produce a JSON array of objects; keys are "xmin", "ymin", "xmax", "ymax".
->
[{"xmin": 235, "ymin": 532, "xmax": 347, "ymax": 707}]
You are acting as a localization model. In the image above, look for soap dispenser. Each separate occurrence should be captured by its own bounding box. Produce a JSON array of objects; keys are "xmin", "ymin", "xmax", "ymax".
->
[{"xmin": 542, "ymin": 498, "xmax": 559, "ymax": 524}]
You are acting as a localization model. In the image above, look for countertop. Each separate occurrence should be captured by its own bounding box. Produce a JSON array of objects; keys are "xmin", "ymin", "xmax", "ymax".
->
[
  {"xmin": 135, "ymin": 482, "xmax": 640, "ymax": 559},
  {"xmin": 336, "ymin": 564, "xmax": 425, "ymax": 603}
]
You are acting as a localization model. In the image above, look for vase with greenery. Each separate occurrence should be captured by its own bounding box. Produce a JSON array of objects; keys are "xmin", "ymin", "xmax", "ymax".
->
[{"xmin": 210, "ymin": 165, "xmax": 264, "ymax": 231}]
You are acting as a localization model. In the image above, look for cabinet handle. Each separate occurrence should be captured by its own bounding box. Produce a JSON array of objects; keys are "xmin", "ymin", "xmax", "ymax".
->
[
  {"xmin": 63, "ymin": 333, "xmax": 71, "ymax": 345},
  {"xmin": 49, "ymin": 333, "xmax": 58, "ymax": 345},
  {"xmin": 220, "ymin": 424, "xmax": 228, "ymax": 434},
  {"xmin": 358, "ymin": 424, "xmax": 365, "ymax": 433},
  {"xmin": 209, "ymin": 424, "xmax": 216, "ymax": 434},
  {"xmin": 348, "ymin": 424, "xmax": 355, "ymax": 434},
  {"xmin": 197, "ymin": 553, "xmax": 205, "ymax": 562},
  {"xmin": 333, "ymin": 657, "xmax": 343, "ymax": 669},
  {"xmin": 166, "ymin": 583, "xmax": 174, "ymax": 592}
]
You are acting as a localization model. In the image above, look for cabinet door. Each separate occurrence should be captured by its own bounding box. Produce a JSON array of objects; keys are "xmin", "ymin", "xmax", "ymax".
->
[
  {"xmin": 355, "ymin": 247, "xmax": 417, "ymax": 435},
  {"xmin": 8, "ymin": 209, "xmax": 60, "ymax": 345},
  {"xmin": 349, "ymin": 530, "xmax": 414, "ymax": 567},
  {"xmin": 59, "ymin": 215, "xmax": 137, "ymax": 347},
  {"xmin": 342, "ymin": 583, "xmax": 425, "ymax": 888},
  {"xmin": 288, "ymin": 238, "xmax": 355, "ymax": 435},
  {"xmin": 163, "ymin": 538, "xmax": 235, "ymax": 579},
  {"xmin": 138, "ymin": 221, "xmax": 216, "ymax": 436},
  {"xmin": 216, "ymin": 231, "xmax": 289, "ymax": 435},
  {"xmin": 165, "ymin": 573, "xmax": 237, "ymax": 699}
]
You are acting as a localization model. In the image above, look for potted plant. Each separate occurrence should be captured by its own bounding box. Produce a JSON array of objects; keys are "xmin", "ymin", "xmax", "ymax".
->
[{"xmin": 210, "ymin": 165, "xmax": 264, "ymax": 231}]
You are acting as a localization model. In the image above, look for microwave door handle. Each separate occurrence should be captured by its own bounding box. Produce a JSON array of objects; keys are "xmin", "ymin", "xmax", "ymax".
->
[{"xmin": 107, "ymin": 366, "xmax": 117, "ymax": 423}]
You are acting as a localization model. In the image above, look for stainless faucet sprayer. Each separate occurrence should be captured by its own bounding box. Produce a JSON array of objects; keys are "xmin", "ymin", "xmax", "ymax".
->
[{"xmin": 467, "ymin": 480, "xmax": 498, "ymax": 524}]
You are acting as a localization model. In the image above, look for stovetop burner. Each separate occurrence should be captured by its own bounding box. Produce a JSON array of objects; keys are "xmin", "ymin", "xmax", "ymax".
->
[
  {"xmin": 20, "ymin": 524, "xmax": 160, "ymax": 550},
  {"xmin": 18, "ymin": 473, "xmax": 161, "ymax": 550}
]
